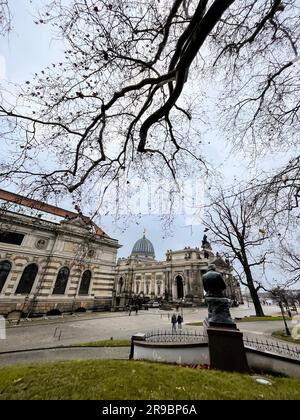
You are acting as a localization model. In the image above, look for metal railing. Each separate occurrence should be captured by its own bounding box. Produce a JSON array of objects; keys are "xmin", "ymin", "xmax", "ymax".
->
[
  {"xmin": 243, "ymin": 336, "xmax": 300, "ymax": 360},
  {"xmin": 144, "ymin": 329, "xmax": 207, "ymax": 344}
]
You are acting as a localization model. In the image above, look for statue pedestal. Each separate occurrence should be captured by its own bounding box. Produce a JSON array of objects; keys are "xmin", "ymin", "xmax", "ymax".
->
[
  {"xmin": 207, "ymin": 326, "xmax": 249, "ymax": 373},
  {"xmin": 204, "ymin": 296, "xmax": 249, "ymax": 373}
]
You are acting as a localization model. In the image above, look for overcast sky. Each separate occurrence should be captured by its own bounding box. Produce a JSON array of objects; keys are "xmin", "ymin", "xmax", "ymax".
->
[{"xmin": 0, "ymin": 1, "xmax": 297, "ymax": 266}]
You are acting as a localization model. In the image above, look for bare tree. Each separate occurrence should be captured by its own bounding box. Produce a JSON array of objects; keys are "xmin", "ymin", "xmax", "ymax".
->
[
  {"xmin": 203, "ymin": 188, "xmax": 273, "ymax": 316},
  {"xmin": 279, "ymin": 242, "xmax": 300, "ymax": 285},
  {"xmin": 212, "ymin": 0, "xmax": 300, "ymax": 226},
  {"xmin": 248, "ymin": 157, "xmax": 300, "ymax": 233},
  {"xmin": 213, "ymin": 1, "xmax": 300, "ymax": 155},
  {"xmin": 0, "ymin": 0, "xmax": 299, "ymax": 210},
  {"xmin": 0, "ymin": 0, "xmax": 11, "ymax": 35}
]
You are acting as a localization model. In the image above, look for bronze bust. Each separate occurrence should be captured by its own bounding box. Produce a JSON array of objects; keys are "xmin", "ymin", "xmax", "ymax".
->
[{"xmin": 202, "ymin": 264, "xmax": 226, "ymax": 297}]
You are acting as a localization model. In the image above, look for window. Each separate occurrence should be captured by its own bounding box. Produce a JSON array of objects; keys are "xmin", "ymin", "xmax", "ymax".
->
[
  {"xmin": 0, "ymin": 232, "xmax": 24, "ymax": 245},
  {"xmin": 157, "ymin": 284, "xmax": 161, "ymax": 296},
  {"xmin": 0, "ymin": 260, "xmax": 11, "ymax": 293},
  {"xmin": 53, "ymin": 267, "xmax": 70, "ymax": 295},
  {"xmin": 15, "ymin": 264, "xmax": 38, "ymax": 294},
  {"xmin": 79, "ymin": 270, "xmax": 92, "ymax": 295},
  {"xmin": 117, "ymin": 277, "xmax": 123, "ymax": 294}
]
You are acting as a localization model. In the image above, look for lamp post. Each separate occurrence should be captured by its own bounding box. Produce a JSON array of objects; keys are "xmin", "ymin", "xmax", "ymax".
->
[
  {"xmin": 273, "ymin": 286, "xmax": 291, "ymax": 337},
  {"xmin": 279, "ymin": 300, "xmax": 291, "ymax": 336}
]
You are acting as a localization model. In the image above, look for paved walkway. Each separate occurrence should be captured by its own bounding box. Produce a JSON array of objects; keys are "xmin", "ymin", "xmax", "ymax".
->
[
  {"xmin": 1, "ymin": 304, "xmax": 288, "ymax": 353},
  {"xmin": 0, "ymin": 304, "xmax": 298, "ymax": 368},
  {"xmin": 0, "ymin": 346, "xmax": 130, "ymax": 367}
]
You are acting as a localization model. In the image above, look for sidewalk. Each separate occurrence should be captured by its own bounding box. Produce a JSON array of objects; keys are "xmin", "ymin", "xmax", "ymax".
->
[{"xmin": 0, "ymin": 346, "xmax": 130, "ymax": 367}]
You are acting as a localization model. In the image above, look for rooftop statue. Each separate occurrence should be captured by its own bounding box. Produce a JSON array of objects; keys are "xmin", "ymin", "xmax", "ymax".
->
[{"xmin": 202, "ymin": 234, "xmax": 212, "ymax": 250}]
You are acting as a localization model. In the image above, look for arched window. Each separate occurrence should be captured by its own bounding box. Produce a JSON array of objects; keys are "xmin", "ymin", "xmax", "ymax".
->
[
  {"xmin": 15, "ymin": 264, "xmax": 38, "ymax": 295},
  {"xmin": 79, "ymin": 270, "xmax": 91, "ymax": 295},
  {"xmin": 0, "ymin": 260, "xmax": 11, "ymax": 293},
  {"xmin": 53, "ymin": 267, "xmax": 70, "ymax": 295}
]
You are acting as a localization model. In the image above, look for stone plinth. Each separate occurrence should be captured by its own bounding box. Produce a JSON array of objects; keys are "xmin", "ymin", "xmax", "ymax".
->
[{"xmin": 207, "ymin": 327, "xmax": 249, "ymax": 373}]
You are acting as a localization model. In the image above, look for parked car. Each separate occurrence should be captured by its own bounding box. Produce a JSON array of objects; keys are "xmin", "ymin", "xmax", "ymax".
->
[{"xmin": 152, "ymin": 301, "xmax": 160, "ymax": 308}]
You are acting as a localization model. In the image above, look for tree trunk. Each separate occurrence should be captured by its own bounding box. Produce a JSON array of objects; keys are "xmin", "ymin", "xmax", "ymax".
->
[{"xmin": 244, "ymin": 267, "xmax": 265, "ymax": 317}]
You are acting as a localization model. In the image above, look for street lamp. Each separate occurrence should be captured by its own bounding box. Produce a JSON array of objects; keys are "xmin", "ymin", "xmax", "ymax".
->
[
  {"xmin": 279, "ymin": 300, "xmax": 292, "ymax": 336},
  {"xmin": 273, "ymin": 287, "xmax": 292, "ymax": 337}
]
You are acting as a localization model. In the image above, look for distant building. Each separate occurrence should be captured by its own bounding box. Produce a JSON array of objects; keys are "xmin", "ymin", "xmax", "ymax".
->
[
  {"xmin": 0, "ymin": 190, "xmax": 243, "ymax": 317},
  {"xmin": 114, "ymin": 232, "xmax": 243, "ymax": 307},
  {"xmin": 0, "ymin": 190, "xmax": 119, "ymax": 316}
]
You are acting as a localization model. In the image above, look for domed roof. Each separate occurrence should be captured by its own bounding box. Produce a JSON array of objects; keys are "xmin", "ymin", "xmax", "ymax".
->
[{"xmin": 131, "ymin": 233, "xmax": 155, "ymax": 259}]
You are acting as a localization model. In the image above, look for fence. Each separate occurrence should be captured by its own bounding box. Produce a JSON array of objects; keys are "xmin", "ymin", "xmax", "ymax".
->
[
  {"xmin": 243, "ymin": 336, "xmax": 300, "ymax": 361},
  {"xmin": 144, "ymin": 329, "xmax": 207, "ymax": 344}
]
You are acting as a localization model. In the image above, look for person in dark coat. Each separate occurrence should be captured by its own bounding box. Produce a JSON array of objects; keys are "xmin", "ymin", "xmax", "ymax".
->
[
  {"xmin": 177, "ymin": 314, "xmax": 183, "ymax": 329},
  {"xmin": 171, "ymin": 313, "xmax": 177, "ymax": 332}
]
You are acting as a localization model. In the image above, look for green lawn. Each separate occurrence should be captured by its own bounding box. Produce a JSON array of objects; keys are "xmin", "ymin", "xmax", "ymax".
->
[
  {"xmin": 272, "ymin": 330, "xmax": 300, "ymax": 344},
  {"xmin": 236, "ymin": 316, "xmax": 292, "ymax": 322},
  {"xmin": 0, "ymin": 360, "xmax": 299, "ymax": 400},
  {"xmin": 187, "ymin": 317, "xmax": 291, "ymax": 327},
  {"xmin": 73, "ymin": 340, "xmax": 131, "ymax": 347}
]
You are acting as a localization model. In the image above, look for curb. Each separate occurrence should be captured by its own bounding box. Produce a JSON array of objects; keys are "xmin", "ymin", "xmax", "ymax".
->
[{"xmin": 0, "ymin": 345, "xmax": 130, "ymax": 356}]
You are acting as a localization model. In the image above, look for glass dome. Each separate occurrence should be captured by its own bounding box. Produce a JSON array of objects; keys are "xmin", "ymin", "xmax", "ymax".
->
[{"xmin": 131, "ymin": 233, "xmax": 155, "ymax": 259}]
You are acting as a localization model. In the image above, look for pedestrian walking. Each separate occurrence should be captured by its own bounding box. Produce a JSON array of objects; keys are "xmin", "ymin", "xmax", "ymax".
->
[
  {"xmin": 128, "ymin": 305, "xmax": 132, "ymax": 316},
  {"xmin": 177, "ymin": 314, "xmax": 183, "ymax": 330},
  {"xmin": 171, "ymin": 313, "xmax": 177, "ymax": 333},
  {"xmin": 135, "ymin": 305, "xmax": 138, "ymax": 315}
]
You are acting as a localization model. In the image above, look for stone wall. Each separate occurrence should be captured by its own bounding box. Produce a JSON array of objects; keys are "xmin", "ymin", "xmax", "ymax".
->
[{"xmin": 132, "ymin": 340, "xmax": 300, "ymax": 378}]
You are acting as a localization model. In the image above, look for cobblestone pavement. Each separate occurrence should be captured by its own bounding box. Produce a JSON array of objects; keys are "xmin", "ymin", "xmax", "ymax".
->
[{"xmin": 0, "ymin": 304, "xmax": 297, "ymax": 355}]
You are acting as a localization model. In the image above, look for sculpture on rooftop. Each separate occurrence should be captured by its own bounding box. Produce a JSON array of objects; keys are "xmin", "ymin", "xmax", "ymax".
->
[{"xmin": 202, "ymin": 234, "xmax": 212, "ymax": 250}]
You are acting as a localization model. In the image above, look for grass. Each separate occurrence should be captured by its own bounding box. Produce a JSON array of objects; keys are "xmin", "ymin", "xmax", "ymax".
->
[
  {"xmin": 0, "ymin": 360, "xmax": 299, "ymax": 400},
  {"xmin": 272, "ymin": 330, "xmax": 300, "ymax": 345},
  {"xmin": 236, "ymin": 316, "xmax": 292, "ymax": 322},
  {"xmin": 72, "ymin": 340, "xmax": 131, "ymax": 347},
  {"xmin": 186, "ymin": 317, "xmax": 292, "ymax": 327}
]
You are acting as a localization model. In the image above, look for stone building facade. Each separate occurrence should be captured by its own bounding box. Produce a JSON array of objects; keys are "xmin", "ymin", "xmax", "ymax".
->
[
  {"xmin": 0, "ymin": 189, "xmax": 242, "ymax": 317},
  {"xmin": 114, "ymin": 233, "xmax": 243, "ymax": 306},
  {"xmin": 0, "ymin": 208, "xmax": 119, "ymax": 316}
]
